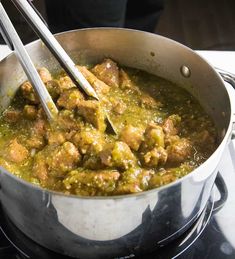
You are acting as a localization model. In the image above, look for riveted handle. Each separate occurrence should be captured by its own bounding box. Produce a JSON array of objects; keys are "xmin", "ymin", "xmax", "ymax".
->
[
  {"xmin": 213, "ymin": 172, "xmax": 228, "ymax": 213},
  {"xmin": 216, "ymin": 68, "xmax": 235, "ymax": 90},
  {"xmin": 216, "ymin": 68, "xmax": 235, "ymax": 139}
]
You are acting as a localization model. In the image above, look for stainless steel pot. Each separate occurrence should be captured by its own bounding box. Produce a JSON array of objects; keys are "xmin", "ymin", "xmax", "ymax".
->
[{"xmin": 0, "ymin": 28, "xmax": 234, "ymax": 259}]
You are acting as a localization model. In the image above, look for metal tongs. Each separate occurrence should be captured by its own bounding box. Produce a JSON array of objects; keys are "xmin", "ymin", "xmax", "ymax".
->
[{"xmin": 0, "ymin": 0, "xmax": 116, "ymax": 133}]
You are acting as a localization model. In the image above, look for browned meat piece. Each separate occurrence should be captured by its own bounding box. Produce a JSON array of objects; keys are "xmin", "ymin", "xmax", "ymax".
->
[
  {"xmin": 99, "ymin": 141, "xmax": 137, "ymax": 170},
  {"xmin": 23, "ymin": 105, "xmax": 37, "ymax": 120},
  {"xmin": 33, "ymin": 157, "xmax": 48, "ymax": 181},
  {"xmin": 140, "ymin": 123, "xmax": 165, "ymax": 151},
  {"xmin": 143, "ymin": 147, "xmax": 168, "ymax": 167},
  {"xmin": 47, "ymin": 142, "xmax": 81, "ymax": 175},
  {"xmin": 113, "ymin": 101, "xmax": 126, "ymax": 114},
  {"xmin": 140, "ymin": 124, "xmax": 168, "ymax": 166},
  {"xmin": 27, "ymin": 118, "xmax": 48, "ymax": 149},
  {"xmin": 58, "ymin": 76, "xmax": 76, "ymax": 91},
  {"xmin": 45, "ymin": 80, "xmax": 61, "ymax": 100},
  {"xmin": 37, "ymin": 67, "xmax": 52, "ymax": 83},
  {"xmin": 109, "ymin": 98, "xmax": 127, "ymax": 115},
  {"xmin": 77, "ymin": 65, "xmax": 110, "ymax": 94},
  {"xmin": 57, "ymin": 88, "xmax": 84, "ymax": 110},
  {"xmin": 22, "ymin": 77, "xmax": 60, "ymax": 104},
  {"xmin": 20, "ymin": 81, "xmax": 39, "ymax": 104},
  {"xmin": 21, "ymin": 78, "xmax": 59, "ymax": 104},
  {"xmin": 115, "ymin": 168, "xmax": 154, "ymax": 194},
  {"xmin": 64, "ymin": 130, "xmax": 77, "ymax": 141},
  {"xmin": 72, "ymin": 129, "xmax": 104, "ymax": 155},
  {"xmin": 57, "ymin": 110, "xmax": 83, "ymax": 131},
  {"xmin": 192, "ymin": 130, "xmax": 215, "ymax": 147},
  {"xmin": 46, "ymin": 131, "xmax": 66, "ymax": 146},
  {"xmin": 63, "ymin": 169, "xmax": 120, "ymax": 195},
  {"xmin": 36, "ymin": 106, "xmax": 47, "ymax": 119},
  {"xmin": 120, "ymin": 125, "xmax": 144, "ymax": 151},
  {"xmin": 91, "ymin": 59, "xmax": 119, "ymax": 88},
  {"xmin": 162, "ymin": 114, "xmax": 181, "ymax": 136},
  {"xmin": 167, "ymin": 138, "xmax": 192, "ymax": 164},
  {"xmin": 32, "ymin": 118, "xmax": 48, "ymax": 137},
  {"xmin": 139, "ymin": 94, "xmax": 162, "ymax": 109},
  {"xmin": 26, "ymin": 136, "xmax": 45, "ymax": 149},
  {"xmin": 119, "ymin": 69, "xmax": 139, "ymax": 92},
  {"xmin": 5, "ymin": 139, "xmax": 28, "ymax": 163},
  {"xmin": 33, "ymin": 142, "xmax": 81, "ymax": 179},
  {"xmin": 3, "ymin": 109, "xmax": 21, "ymax": 123},
  {"xmin": 164, "ymin": 135, "xmax": 180, "ymax": 147},
  {"xmin": 77, "ymin": 100, "xmax": 106, "ymax": 132}
]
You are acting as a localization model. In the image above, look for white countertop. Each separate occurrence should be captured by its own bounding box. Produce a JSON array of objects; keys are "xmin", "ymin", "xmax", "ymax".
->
[
  {"xmin": 0, "ymin": 45, "xmax": 11, "ymax": 60},
  {"xmin": 197, "ymin": 51, "xmax": 235, "ymax": 74}
]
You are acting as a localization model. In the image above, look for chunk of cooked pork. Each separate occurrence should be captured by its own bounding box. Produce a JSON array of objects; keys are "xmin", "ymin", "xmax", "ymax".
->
[
  {"xmin": 37, "ymin": 67, "xmax": 52, "ymax": 83},
  {"xmin": 162, "ymin": 114, "xmax": 181, "ymax": 136},
  {"xmin": 99, "ymin": 141, "xmax": 137, "ymax": 170},
  {"xmin": 120, "ymin": 125, "xmax": 144, "ymax": 151},
  {"xmin": 5, "ymin": 139, "xmax": 28, "ymax": 163},
  {"xmin": 58, "ymin": 76, "xmax": 76, "ymax": 91},
  {"xmin": 167, "ymin": 137, "xmax": 192, "ymax": 164},
  {"xmin": 143, "ymin": 146, "xmax": 168, "ymax": 167},
  {"xmin": 77, "ymin": 100, "xmax": 106, "ymax": 132},
  {"xmin": 115, "ymin": 168, "xmax": 154, "ymax": 194},
  {"xmin": 33, "ymin": 141, "xmax": 81, "ymax": 180},
  {"xmin": 77, "ymin": 65, "xmax": 110, "ymax": 94},
  {"xmin": 3, "ymin": 109, "xmax": 21, "ymax": 123},
  {"xmin": 91, "ymin": 59, "xmax": 119, "ymax": 88},
  {"xmin": 57, "ymin": 88, "xmax": 84, "ymax": 110},
  {"xmin": 23, "ymin": 105, "xmax": 37, "ymax": 120},
  {"xmin": 72, "ymin": 129, "xmax": 104, "ymax": 155}
]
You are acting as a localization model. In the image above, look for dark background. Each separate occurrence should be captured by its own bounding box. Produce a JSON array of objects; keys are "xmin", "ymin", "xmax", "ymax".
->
[
  {"xmin": 156, "ymin": 0, "xmax": 235, "ymax": 50},
  {"xmin": 2, "ymin": 0, "xmax": 235, "ymax": 50}
]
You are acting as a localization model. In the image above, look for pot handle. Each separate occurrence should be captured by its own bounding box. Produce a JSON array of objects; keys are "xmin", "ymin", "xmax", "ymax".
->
[
  {"xmin": 216, "ymin": 67, "xmax": 235, "ymax": 90},
  {"xmin": 216, "ymin": 67, "xmax": 235, "ymax": 140},
  {"xmin": 212, "ymin": 172, "xmax": 228, "ymax": 213}
]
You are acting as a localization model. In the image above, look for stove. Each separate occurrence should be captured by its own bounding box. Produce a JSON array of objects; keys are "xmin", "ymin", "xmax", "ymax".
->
[
  {"xmin": 0, "ymin": 189, "xmax": 216, "ymax": 259},
  {"xmin": 0, "ymin": 47, "xmax": 234, "ymax": 259}
]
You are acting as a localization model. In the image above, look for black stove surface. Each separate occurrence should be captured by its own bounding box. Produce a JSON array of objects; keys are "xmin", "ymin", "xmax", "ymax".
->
[{"xmin": 0, "ymin": 142, "xmax": 235, "ymax": 259}]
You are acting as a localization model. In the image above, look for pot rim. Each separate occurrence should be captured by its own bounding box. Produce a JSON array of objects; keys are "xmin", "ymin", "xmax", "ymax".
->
[{"xmin": 0, "ymin": 27, "xmax": 233, "ymax": 200}]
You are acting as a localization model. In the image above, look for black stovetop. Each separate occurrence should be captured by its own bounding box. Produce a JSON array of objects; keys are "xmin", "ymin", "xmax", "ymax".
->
[{"xmin": 0, "ymin": 141, "xmax": 235, "ymax": 259}]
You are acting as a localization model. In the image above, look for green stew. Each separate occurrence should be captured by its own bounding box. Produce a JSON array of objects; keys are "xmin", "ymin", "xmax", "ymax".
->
[{"xmin": 0, "ymin": 59, "xmax": 217, "ymax": 196}]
